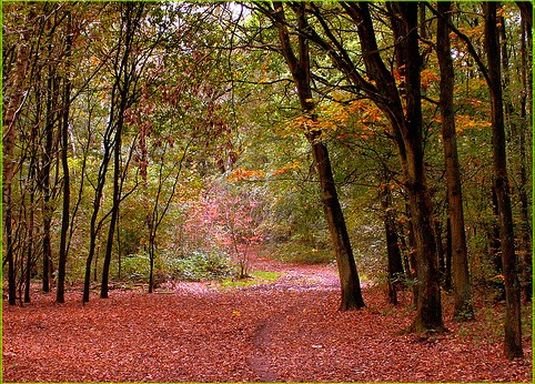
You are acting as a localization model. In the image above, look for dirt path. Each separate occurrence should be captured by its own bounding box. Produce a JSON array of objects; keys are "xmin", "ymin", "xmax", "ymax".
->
[
  {"xmin": 2, "ymin": 251, "xmax": 532, "ymax": 382},
  {"xmin": 232, "ymin": 252, "xmax": 341, "ymax": 380}
]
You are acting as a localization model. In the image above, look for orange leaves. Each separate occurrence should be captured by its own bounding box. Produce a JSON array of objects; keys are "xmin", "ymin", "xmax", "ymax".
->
[
  {"xmin": 455, "ymin": 114, "xmax": 492, "ymax": 133},
  {"xmin": 421, "ymin": 69, "xmax": 440, "ymax": 90},
  {"xmin": 228, "ymin": 167, "xmax": 265, "ymax": 182},
  {"xmin": 283, "ymin": 99, "xmax": 384, "ymax": 141},
  {"xmin": 271, "ymin": 160, "xmax": 301, "ymax": 177}
]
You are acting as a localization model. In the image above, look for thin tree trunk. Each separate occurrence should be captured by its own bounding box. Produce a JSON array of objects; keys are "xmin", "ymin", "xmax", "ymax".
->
[
  {"xmin": 436, "ymin": 1, "xmax": 474, "ymax": 321},
  {"xmin": 82, "ymin": 123, "xmax": 113, "ymax": 302},
  {"xmin": 518, "ymin": 12, "xmax": 531, "ymax": 302},
  {"xmin": 312, "ymin": 141, "xmax": 365, "ymax": 309},
  {"xmin": 434, "ymin": 219, "xmax": 445, "ymax": 283},
  {"xmin": 24, "ymin": 170, "xmax": 36, "ymax": 304},
  {"xmin": 403, "ymin": 201, "xmax": 419, "ymax": 307},
  {"xmin": 100, "ymin": 127, "xmax": 122, "ymax": 299},
  {"xmin": 101, "ymin": 2, "xmax": 142, "ymax": 298},
  {"xmin": 41, "ymin": 68, "xmax": 57, "ymax": 294},
  {"xmin": 483, "ymin": 2, "xmax": 523, "ymax": 359},
  {"xmin": 381, "ymin": 183, "xmax": 404, "ymax": 305},
  {"xmin": 444, "ymin": 218, "xmax": 453, "ymax": 292},
  {"xmin": 56, "ymin": 13, "xmax": 73, "ymax": 304},
  {"xmin": 148, "ymin": 240, "xmax": 155, "ymax": 293}
]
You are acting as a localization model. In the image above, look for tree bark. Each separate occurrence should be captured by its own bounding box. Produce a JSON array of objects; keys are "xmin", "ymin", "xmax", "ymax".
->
[
  {"xmin": 380, "ymin": 182, "xmax": 404, "ymax": 305},
  {"xmin": 41, "ymin": 61, "xmax": 58, "ymax": 294},
  {"xmin": 483, "ymin": 2, "xmax": 523, "ymax": 359},
  {"xmin": 518, "ymin": 9, "xmax": 531, "ymax": 302},
  {"xmin": 444, "ymin": 217, "xmax": 453, "ymax": 292},
  {"xmin": 270, "ymin": 2, "xmax": 365, "ymax": 310},
  {"xmin": 436, "ymin": 1, "xmax": 474, "ymax": 321},
  {"xmin": 386, "ymin": 2, "xmax": 444, "ymax": 332},
  {"xmin": 100, "ymin": 2, "xmax": 142, "ymax": 299},
  {"xmin": 56, "ymin": 11, "xmax": 73, "ymax": 304}
]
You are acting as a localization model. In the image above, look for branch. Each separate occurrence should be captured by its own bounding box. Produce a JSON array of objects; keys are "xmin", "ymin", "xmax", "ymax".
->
[{"xmin": 425, "ymin": 2, "xmax": 490, "ymax": 85}]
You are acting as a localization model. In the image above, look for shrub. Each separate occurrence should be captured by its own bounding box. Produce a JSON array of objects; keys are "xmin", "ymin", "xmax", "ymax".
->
[
  {"xmin": 167, "ymin": 250, "xmax": 235, "ymax": 281},
  {"xmin": 121, "ymin": 254, "xmax": 150, "ymax": 282}
]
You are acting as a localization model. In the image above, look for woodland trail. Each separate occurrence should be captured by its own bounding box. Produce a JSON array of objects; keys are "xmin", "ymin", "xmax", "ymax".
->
[{"xmin": 3, "ymin": 251, "xmax": 532, "ymax": 382}]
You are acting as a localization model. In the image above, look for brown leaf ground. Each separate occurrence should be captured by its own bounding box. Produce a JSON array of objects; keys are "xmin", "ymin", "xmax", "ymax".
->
[{"xmin": 3, "ymin": 256, "xmax": 532, "ymax": 382}]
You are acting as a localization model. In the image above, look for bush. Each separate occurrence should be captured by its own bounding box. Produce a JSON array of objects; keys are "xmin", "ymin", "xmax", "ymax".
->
[
  {"xmin": 119, "ymin": 249, "xmax": 236, "ymax": 283},
  {"xmin": 166, "ymin": 250, "xmax": 235, "ymax": 281},
  {"xmin": 121, "ymin": 254, "xmax": 150, "ymax": 282}
]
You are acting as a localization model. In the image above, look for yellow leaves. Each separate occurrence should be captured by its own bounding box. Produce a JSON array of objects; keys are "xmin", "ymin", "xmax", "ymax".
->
[
  {"xmin": 89, "ymin": 55, "xmax": 100, "ymax": 66},
  {"xmin": 231, "ymin": 310, "xmax": 241, "ymax": 317},
  {"xmin": 280, "ymin": 97, "xmax": 384, "ymax": 141},
  {"xmin": 455, "ymin": 114, "xmax": 492, "ymax": 134},
  {"xmin": 227, "ymin": 167, "xmax": 265, "ymax": 182},
  {"xmin": 271, "ymin": 160, "xmax": 301, "ymax": 177}
]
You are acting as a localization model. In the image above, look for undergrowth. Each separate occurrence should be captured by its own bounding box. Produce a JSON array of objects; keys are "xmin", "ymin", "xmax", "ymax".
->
[{"xmin": 219, "ymin": 270, "xmax": 281, "ymax": 289}]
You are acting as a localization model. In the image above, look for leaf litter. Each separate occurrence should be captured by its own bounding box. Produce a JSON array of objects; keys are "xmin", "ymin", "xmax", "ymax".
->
[{"xmin": 3, "ymin": 256, "xmax": 532, "ymax": 382}]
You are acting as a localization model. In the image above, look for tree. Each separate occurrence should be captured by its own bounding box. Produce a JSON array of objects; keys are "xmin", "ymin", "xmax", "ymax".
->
[
  {"xmin": 2, "ymin": 6, "xmax": 42, "ymax": 305},
  {"xmin": 56, "ymin": 10, "xmax": 74, "ymax": 304},
  {"xmin": 379, "ymin": 175, "xmax": 405, "ymax": 305},
  {"xmin": 483, "ymin": 2, "xmax": 523, "ymax": 359},
  {"xmin": 291, "ymin": 1, "xmax": 443, "ymax": 330},
  {"xmin": 145, "ymin": 141, "xmax": 190, "ymax": 293},
  {"xmin": 262, "ymin": 2, "xmax": 365, "ymax": 310},
  {"xmin": 435, "ymin": 1, "xmax": 474, "ymax": 321}
]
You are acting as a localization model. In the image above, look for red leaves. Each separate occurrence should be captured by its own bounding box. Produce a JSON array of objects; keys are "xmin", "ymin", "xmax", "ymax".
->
[{"xmin": 3, "ymin": 261, "xmax": 532, "ymax": 382}]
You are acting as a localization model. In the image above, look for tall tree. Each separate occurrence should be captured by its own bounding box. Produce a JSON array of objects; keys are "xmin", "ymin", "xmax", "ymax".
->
[
  {"xmin": 101, "ymin": 2, "xmax": 146, "ymax": 299},
  {"xmin": 297, "ymin": 1, "xmax": 444, "ymax": 330},
  {"xmin": 3, "ymin": 6, "xmax": 41, "ymax": 305},
  {"xmin": 436, "ymin": 1, "xmax": 474, "ymax": 321},
  {"xmin": 56, "ymin": 10, "xmax": 74, "ymax": 304},
  {"xmin": 379, "ymin": 173, "xmax": 405, "ymax": 305},
  {"xmin": 517, "ymin": 3, "xmax": 532, "ymax": 302},
  {"xmin": 482, "ymin": 2, "xmax": 523, "ymax": 359},
  {"xmin": 262, "ymin": 1, "xmax": 365, "ymax": 310}
]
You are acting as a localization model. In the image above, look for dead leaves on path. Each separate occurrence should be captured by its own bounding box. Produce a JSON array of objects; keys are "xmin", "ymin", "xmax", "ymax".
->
[{"xmin": 3, "ymin": 286, "xmax": 532, "ymax": 382}]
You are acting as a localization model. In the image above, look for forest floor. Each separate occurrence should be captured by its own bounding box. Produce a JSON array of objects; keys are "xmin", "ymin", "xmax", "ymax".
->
[{"xmin": 3, "ymin": 252, "xmax": 533, "ymax": 382}]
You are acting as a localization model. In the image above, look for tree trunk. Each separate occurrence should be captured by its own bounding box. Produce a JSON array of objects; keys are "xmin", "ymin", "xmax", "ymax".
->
[
  {"xmin": 434, "ymin": 219, "xmax": 445, "ymax": 283},
  {"xmin": 483, "ymin": 2, "xmax": 523, "ymax": 359},
  {"xmin": 41, "ymin": 67, "xmax": 57, "ymax": 293},
  {"xmin": 312, "ymin": 141, "xmax": 365, "ymax": 309},
  {"xmin": 380, "ymin": 183, "xmax": 404, "ymax": 305},
  {"xmin": 148, "ymin": 240, "xmax": 155, "ymax": 294},
  {"xmin": 518, "ymin": 11, "xmax": 531, "ymax": 302},
  {"xmin": 100, "ymin": 128, "xmax": 122, "ymax": 299},
  {"xmin": 436, "ymin": 1, "xmax": 474, "ymax": 321},
  {"xmin": 404, "ymin": 202, "xmax": 419, "ymax": 306},
  {"xmin": 83, "ymin": 126, "xmax": 113, "ymax": 302},
  {"xmin": 444, "ymin": 218, "xmax": 453, "ymax": 292},
  {"xmin": 270, "ymin": 2, "xmax": 365, "ymax": 310},
  {"xmin": 56, "ymin": 12, "xmax": 73, "ymax": 304},
  {"xmin": 24, "ymin": 179, "xmax": 36, "ymax": 304},
  {"xmin": 3, "ymin": 77, "xmax": 19, "ymax": 306},
  {"xmin": 388, "ymin": 2, "xmax": 444, "ymax": 332}
]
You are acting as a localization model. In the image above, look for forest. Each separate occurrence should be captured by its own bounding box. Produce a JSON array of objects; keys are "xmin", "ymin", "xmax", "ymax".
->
[{"xmin": 2, "ymin": 1, "xmax": 533, "ymax": 382}]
